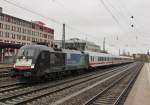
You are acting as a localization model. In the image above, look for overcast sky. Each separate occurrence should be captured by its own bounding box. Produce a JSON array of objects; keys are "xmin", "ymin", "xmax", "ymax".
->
[{"xmin": 0, "ymin": 0, "xmax": 150, "ymax": 55}]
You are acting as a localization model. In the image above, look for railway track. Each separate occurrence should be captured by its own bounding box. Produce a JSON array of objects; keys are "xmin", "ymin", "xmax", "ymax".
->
[
  {"xmin": 0, "ymin": 62, "xmax": 136, "ymax": 105},
  {"xmin": 84, "ymin": 63, "xmax": 143, "ymax": 105},
  {"xmin": 0, "ymin": 67, "xmax": 11, "ymax": 78},
  {"xmin": 52, "ymin": 62, "xmax": 143, "ymax": 105},
  {"xmin": 0, "ymin": 64, "xmax": 129, "ymax": 90},
  {"xmin": 0, "ymin": 67, "xmax": 15, "ymax": 87},
  {"xmin": 0, "ymin": 62, "xmax": 137, "ymax": 105}
]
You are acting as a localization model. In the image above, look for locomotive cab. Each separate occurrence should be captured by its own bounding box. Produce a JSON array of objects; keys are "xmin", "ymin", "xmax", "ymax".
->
[
  {"xmin": 11, "ymin": 45, "xmax": 65, "ymax": 80},
  {"xmin": 14, "ymin": 49, "xmax": 35, "ymax": 69},
  {"xmin": 11, "ymin": 45, "xmax": 40, "ymax": 79}
]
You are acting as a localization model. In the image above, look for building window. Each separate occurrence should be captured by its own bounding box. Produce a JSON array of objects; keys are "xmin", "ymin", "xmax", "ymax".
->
[
  {"xmin": 4, "ymin": 40, "xmax": 9, "ymax": 43},
  {"xmin": 0, "ymin": 23, "xmax": 3, "ymax": 29},
  {"xmin": 40, "ymin": 33, "xmax": 42, "ymax": 37},
  {"xmin": 27, "ymin": 37, "xmax": 30, "ymax": 41},
  {"xmin": 27, "ymin": 30, "xmax": 31, "ymax": 34},
  {"xmin": 7, "ymin": 25, "xmax": 10, "ymax": 30},
  {"xmin": 0, "ymin": 15, "xmax": 2, "ymax": 21},
  {"xmin": 5, "ymin": 24, "xmax": 7, "ymax": 30},
  {"xmin": 22, "ymin": 28, "xmax": 24, "ymax": 33},
  {"xmin": 17, "ymin": 27, "xmax": 19, "ymax": 32},
  {"xmin": 5, "ymin": 32, "xmax": 10, "ymax": 38},
  {"xmin": 19, "ymin": 28, "xmax": 21, "ymax": 33},
  {"xmin": 22, "ymin": 36, "xmax": 26, "ymax": 40},
  {"xmin": 11, "ymin": 33, "xmax": 15, "ymax": 39},
  {"xmin": 0, "ymin": 31, "xmax": 3, "ymax": 37},
  {"xmin": 11, "ymin": 41, "xmax": 15, "ymax": 44},
  {"xmin": 37, "ymin": 32, "xmax": 39, "ymax": 36},
  {"xmin": 17, "ymin": 34, "xmax": 22, "ymax": 40},
  {"xmin": 17, "ymin": 42, "xmax": 21, "ymax": 44},
  {"xmin": 11, "ymin": 26, "xmax": 13, "ymax": 31},
  {"xmin": 4, "ymin": 24, "xmax": 10, "ymax": 30},
  {"xmin": 43, "ymin": 34, "xmax": 47, "ymax": 38}
]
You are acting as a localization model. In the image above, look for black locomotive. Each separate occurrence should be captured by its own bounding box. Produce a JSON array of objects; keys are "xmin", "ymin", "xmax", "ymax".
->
[{"xmin": 10, "ymin": 45, "xmax": 133, "ymax": 81}]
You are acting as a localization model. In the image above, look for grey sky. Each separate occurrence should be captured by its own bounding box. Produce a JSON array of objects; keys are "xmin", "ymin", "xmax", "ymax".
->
[{"xmin": 0, "ymin": 0, "xmax": 150, "ymax": 55}]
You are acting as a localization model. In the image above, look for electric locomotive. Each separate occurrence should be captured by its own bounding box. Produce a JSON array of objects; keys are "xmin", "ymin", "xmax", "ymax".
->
[
  {"xmin": 10, "ymin": 45, "xmax": 133, "ymax": 81},
  {"xmin": 11, "ymin": 45, "xmax": 89, "ymax": 80}
]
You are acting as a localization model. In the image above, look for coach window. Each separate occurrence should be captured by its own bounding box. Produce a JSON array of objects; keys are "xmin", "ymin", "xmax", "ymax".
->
[
  {"xmin": 109, "ymin": 57, "xmax": 111, "ymax": 61},
  {"xmin": 103, "ymin": 57, "xmax": 105, "ymax": 61},
  {"xmin": 100, "ymin": 57, "xmax": 102, "ymax": 61},
  {"xmin": 107, "ymin": 57, "xmax": 108, "ymax": 61}
]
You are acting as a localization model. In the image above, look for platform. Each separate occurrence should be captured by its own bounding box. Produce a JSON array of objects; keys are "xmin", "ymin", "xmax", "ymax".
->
[
  {"xmin": 124, "ymin": 63, "xmax": 150, "ymax": 105},
  {"xmin": 0, "ymin": 64, "xmax": 13, "ymax": 69}
]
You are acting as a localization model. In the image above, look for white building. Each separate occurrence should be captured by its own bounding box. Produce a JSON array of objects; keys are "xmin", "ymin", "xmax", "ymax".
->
[
  {"xmin": 0, "ymin": 7, "xmax": 54, "ymax": 46},
  {"xmin": 0, "ymin": 7, "xmax": 54, "ymax": 63},
  {"xmin": 54, "ymin": 38, "xmax": 101, "ymax": 52}
]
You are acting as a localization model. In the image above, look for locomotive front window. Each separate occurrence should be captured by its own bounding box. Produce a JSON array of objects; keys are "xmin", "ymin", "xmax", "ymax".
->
[{"xmin": 17, "ymin": 49, "xmax": 35, "ymax": 59}]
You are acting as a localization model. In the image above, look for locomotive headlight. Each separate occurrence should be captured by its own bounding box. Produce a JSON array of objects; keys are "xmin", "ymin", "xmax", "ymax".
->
[
  {"xmin": 31, "ymin": 64, "xmax": 35, "ymax": 68},
  {"xmin": 23, "ymin": 56, "xmax": 25, "ymax": 59},
  {"xmin": 13, "ymin": 64, "xmax": 16, "ymax": 68}
]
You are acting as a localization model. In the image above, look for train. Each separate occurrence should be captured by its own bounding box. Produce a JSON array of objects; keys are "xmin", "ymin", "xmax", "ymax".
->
[{"xmin": 10, "ymin": 45, "xmax": 133, "ymax": 81}]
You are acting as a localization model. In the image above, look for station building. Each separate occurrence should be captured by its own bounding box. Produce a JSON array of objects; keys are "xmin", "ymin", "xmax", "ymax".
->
[
  {"xmin": 0, "ymin": 7, "xmax": 54, "ymax": 63},
  {"xmin": 54, "ymin": 38, "xmax": 101, "ymax": 52}
]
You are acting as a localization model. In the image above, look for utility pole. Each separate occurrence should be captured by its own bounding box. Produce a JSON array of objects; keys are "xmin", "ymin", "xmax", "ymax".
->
[
  {"xmin": 103, "ymin": 37, "xmax": 106, "ymax": 52},
  {"xmin": 147, "ymin": 49, "xmax": 149, "ymax": 55},
  {"xmin": 62, "ymin": 24, "xmax": 65, "ymax": 49}
]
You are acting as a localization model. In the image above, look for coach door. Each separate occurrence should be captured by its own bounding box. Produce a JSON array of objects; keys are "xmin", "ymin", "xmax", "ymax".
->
[{"xmin": 85, "ymin": 54, "xmax": 89, "ymax": 68}]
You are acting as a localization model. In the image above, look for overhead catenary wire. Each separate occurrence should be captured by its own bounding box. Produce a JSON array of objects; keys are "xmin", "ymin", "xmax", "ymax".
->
[
  {"xmin": 115, "ymin": 0, "xmax": 143, "ymax": 36},
  {"xmin": 3, "ymin": 0, "xmax": 62, "ymax": 25},
  {"xmin": 98, "ymin": 0, "xmax": 148, "ymax": 53},
  {"xmin": 104, "ymin": 0, "xmax": 130, "ymax": 26},
  {"xmin": 3, "ymin": 0, "xmax": 90, "ymax": 39},
  {"xmin": 98, "ymin": 0, "xmax": 127, "ymax": 33},
  {"xmin": 3, "ymin": 0, "xmax": 107, "ymax": 45},
  {"xmin": 99, "ymin": 0, "xmax": 141, "ymax": 36},
  {"xmin": 51, "ymin": 0, "xmax": 116, "ymax": 44},
  {"xmin": 52, "ymin": 0, "xmax": 127, "ymax": 48},
  {"xmin": 3, "ymin": 0, "xmax": 143, "ymax": 54},
  {"xmin": 97, "ymin": 0, "xmax": 132, "ymax": 52}
]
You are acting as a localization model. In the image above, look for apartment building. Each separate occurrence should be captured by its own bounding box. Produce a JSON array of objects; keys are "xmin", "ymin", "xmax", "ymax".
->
[
  {"xmin": 0, "ymin": 7, "xmax": 54, "ymax": 46},
  {"xmin": 0, "ymin": 7, "xmax": 54, "ymax": 63}
]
